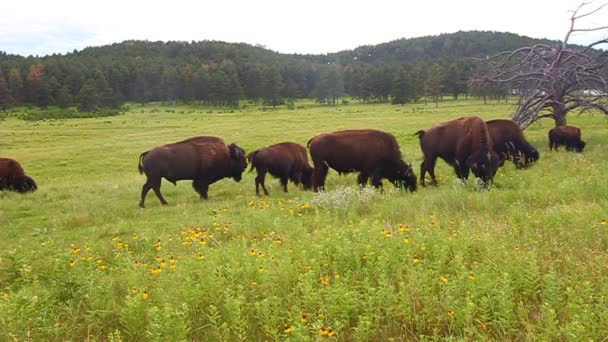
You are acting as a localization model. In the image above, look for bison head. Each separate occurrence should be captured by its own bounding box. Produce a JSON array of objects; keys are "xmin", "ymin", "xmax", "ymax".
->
[
  {"xmin": 229, "ymin": 143, "xmax": 248, "ymax": 182},
  {"xmin": 389, "ymin": 160, "xmax": 417, "ymax": 192},
  {"xmin": 515, "ymin": 145, "xmax": 540, "ymax": 168},
  {"xmin": 11, "ymin": 175, "xmax": 38, "ymax": 193},
  {"xmin": 467, "ymin": 150, "xmax": 504, "ymax": 186},
  {"xmin": 575, "ymin": 140, "xmax": 586, "ymax": 152},
  {"xmin": 301, "ymin": 166, "xmax": 313, "ymax": 190}
]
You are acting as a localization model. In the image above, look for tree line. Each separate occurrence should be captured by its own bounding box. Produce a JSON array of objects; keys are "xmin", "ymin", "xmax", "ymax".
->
[{"xmin": 0, "ymin": 31, "xmax": 555, "ymax": 112}]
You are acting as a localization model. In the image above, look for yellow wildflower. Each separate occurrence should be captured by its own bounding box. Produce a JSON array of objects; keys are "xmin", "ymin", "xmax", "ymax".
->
[{"xmin": 440, "ymin": 276, "xmax": 448, "ymax": 283}]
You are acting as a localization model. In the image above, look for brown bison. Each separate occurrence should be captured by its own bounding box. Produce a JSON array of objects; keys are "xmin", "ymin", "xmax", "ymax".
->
[
  {"xmin": 0, "ymin": 157, "xmax": 37, "ymax": 193},
  {"xmin": 138, "ymin": 136, "xmax": 247, "ymax": 208},
  {"xmin": 415, "ymin": 116, "xmax": 504, "ymax": 187},
  {"xmin": 247, "ymin": 142, "xmax": 313, "ymax": 196},
  {"xmin": 486, "ymin": 119, "xmax": 539, "ymax": 168},
  {"xmin": 307, "ymin": 129, "xmax": 417, "ymax": 192},
  {"xmin": 548, "ymin": 125, "xmax": 586, "ymax": 152}
]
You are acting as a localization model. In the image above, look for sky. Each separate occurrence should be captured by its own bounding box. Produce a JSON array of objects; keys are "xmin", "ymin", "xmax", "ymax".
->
[{"xmin": 1, "ymin": 0, "xmax": 606, "ymax": 57}]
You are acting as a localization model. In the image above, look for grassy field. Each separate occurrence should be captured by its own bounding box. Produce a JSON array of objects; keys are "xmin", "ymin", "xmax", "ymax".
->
[{"xmin": 1, "ymin": 99, "xmax": 607, "ymax": 340}]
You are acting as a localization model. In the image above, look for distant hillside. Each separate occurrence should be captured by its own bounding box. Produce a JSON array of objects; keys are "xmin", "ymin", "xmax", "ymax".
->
[
  {"xmin": 0, "ymin": 31, "xmax": 557, "ymax": 111},
  {"xmin": 331, "ymin": 31, "xmax": 556, "ymax": 64}
]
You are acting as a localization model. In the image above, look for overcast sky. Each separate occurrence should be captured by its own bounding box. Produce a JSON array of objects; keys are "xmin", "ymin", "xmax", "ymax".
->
[{"xmin": 1, "ymin": 0, "xmax": 606, "ymax": 57}]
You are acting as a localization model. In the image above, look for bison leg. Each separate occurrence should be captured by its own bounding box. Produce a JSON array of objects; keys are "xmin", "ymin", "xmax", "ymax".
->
[
  {"xmin": 420, "ymin": 157, "xmax": 437, "ymax": 186},
  {"xmin": 454, "ymin": 162, "xmax": 470, "ymax": 181},
  {"xmin": 357, "ymin": 172, "xmax": 369, "ymax": 187},
  {"xmin": 370, "ymin": 173, "xmax": 383, "ymax": 189},
  {"xmin": 140, "ymin": 178, "xmax": 167, "ymax": 208},
  {"xmin": 254, "ymin": 169, "xmax": 269, "ymax": 196},
  {"xmin": 312, "ymin": 164, "xmax": 329, "ymax": 192},
  {"xmin": 193, "ymin": 179, "xmax": 209, "ymax": 200},
  {"xmin": 280, "ymin": 177, "xmax": 289, "ymax": 193}
]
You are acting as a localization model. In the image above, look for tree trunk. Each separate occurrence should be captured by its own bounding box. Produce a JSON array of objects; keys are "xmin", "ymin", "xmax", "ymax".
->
[{"xmin": 553, "ymin": 104, "xmax": 567, "ymax": 127}]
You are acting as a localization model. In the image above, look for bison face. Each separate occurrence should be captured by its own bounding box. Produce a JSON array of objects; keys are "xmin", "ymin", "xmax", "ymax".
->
[
  {"xmin": 390, "ymin": 161, "xmax": 417, "ymax": 192},
  {"xmin": 229, "ymin": 143, "xmax": 248, "ymax": 182},
  {"xmin": 12, "ymin": 175, "xmax": 38, "ymax": 193},
  {"xmin": 467, "ymin": 150, "xmax": 504, "ymax": 186},
  {"xmin": 515, "ymin": 145, "xmax": 540, "ymax": 169},
  {"xmin": 575, "ymin": 140, "xmax": 586, "ymax": 152}
]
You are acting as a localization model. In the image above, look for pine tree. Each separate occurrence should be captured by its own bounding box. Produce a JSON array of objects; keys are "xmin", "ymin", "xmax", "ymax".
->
[
  {"xmin": 0, "ymin": 74, "xmax": 11, "ymax": 110},
  {"xmin": 77, "ymin": 80, "xmax": 99, "ymax": 112},
  {"xmin": 391, "ymin": 67, "xmax": 415, "ymax": 105}
]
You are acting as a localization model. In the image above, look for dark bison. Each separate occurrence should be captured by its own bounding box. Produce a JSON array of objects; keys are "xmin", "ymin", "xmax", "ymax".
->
[
  {"xmin": 0, "ymin": 157, "xmax": 37, "ymax": 193},
  {"xmin": 247, "ymin": 142, "xmax": 313, "ymax": 196},
  {"xmin": 138, "ymin": 136, "xmax": 247, "ymax": 208},
  {"xmin": 548, "ymin": 125, "xmax": 586, "ymax": 152},
  {"xmin": 307, "ymin": 129, "xmax": 417, "ymax": 192},
  {"xmin": 415, "ymin": 116, "xmax": 504, "ymax": 187},
  {"xmin": 486, "ymin": 119, "xmax": 539, "ymax": 168}
]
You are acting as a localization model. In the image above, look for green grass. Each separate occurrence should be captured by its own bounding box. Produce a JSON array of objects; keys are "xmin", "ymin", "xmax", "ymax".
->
[{"xmin": 1, "ymin": 99, "xmax": 608, "ymax": 340}]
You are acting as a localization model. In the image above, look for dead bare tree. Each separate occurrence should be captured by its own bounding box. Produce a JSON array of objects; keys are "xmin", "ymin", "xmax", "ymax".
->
[{"xmin": 470, "ymin": 1, "xmax": 608, "ymax": 128}]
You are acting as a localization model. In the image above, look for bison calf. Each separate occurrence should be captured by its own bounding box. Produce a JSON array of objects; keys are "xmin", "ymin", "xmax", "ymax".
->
[
  {"xmin": 416, "ymin": 116, "xmax": 504, "ymax": 187},
  {"xmin": 0, "ymin": 157, "xmax": 37, "ymax": 193},
  {"xmin": 247, "ymin": 142, "xmax": 313, "ymax": 196},
  {"xmin": 308, "ymin": 129, "xmax": 417, "ymax": 192},
  {"xmin": 138, "ymin": 136, "xmax": 247, "ymax": 208},
  {"xmin": 548, "ymin": 126, "xmax": 586, "ymax": 152},
  {"xmin": 487, "ymin": 119, "xmax": 539, "ymax": 168}
]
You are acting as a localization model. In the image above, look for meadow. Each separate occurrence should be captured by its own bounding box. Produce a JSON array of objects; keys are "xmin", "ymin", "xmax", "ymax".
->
[{"xmin": 1, "ymin": 99, "xmax": 607, "ymax": 341}]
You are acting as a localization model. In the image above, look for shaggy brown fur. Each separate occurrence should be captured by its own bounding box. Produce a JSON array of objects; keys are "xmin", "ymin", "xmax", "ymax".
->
[
  {"xmin": 307, "ymin": 129, "xmax": 417, "ymax": 192},
  {"xmin": 138, "ymin": 136, "xmax": 247, "ymax": 207},
  {"xmin": 247, "ymin": 142, "xmax": 313, "ymax": 196},
  {"xmin": 0, "ymin": 157, "xmax": 37, "ymax": 193},
  {"xmin": 548, "ymin": 126, "xmax": 586, "ymax": 152},
  {"xmin": 415, "ymin": 116, "xmax": 504, "ymax": 187},
  {"xmin": 486, "ymin": 119, "xmax": 539, "ymax": 168}
]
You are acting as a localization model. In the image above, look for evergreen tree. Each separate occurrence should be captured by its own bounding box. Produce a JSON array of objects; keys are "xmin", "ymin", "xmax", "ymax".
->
[
  {"xmin": 261, "ymin": 66, "xmax": 284, "ymax": 108},
  {"xmin": 391, "ymin": 66, "xmax": 415, "ymax": 105},
  {"xmin": 0, "ymin": 74, "xmax": 11, "ymax": 110},
  {"xmin": 8, "ymin": 68, "xmax": 24, "ymax": 104},
  {"xmin": 56, "ymin": 85, "xmax": 73, "ymax": 109},
  {"xmin": 424, "ymin": 64, "xmax": 444, "ymax": 107},
  {"xmin": 192, "ymin": 66, "xmax": 210, "ymax": 103},
  {"xmin": 77, "ymin": 80, "xmax": 99, "ymax": 112}
]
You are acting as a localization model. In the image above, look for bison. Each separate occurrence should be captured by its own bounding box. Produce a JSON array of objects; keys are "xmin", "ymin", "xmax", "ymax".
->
[
  {"xmin": 486, "ymin": 119, "xmax": 539, "ymax": 168},
  {"xmin": 415, "ymin": 116, "xmax": 504, "ymax": 187},
  {"xmin": 548, "ymin": 125, "xmax": 586, "ymax": 152},
  {"xmin": 247, "ymin": 142, "xmax": 313, "ymax": 196},
  {"xmin": 0, "ymin": 157, "xmax": 37, "ymax": 193},
  {"xmin": 307, "ymin": 129, "xmax": 417, "ymax": 192},
  {"xmin": 138, "ymin": 136, "xmax": 247, "ymax": 208}
]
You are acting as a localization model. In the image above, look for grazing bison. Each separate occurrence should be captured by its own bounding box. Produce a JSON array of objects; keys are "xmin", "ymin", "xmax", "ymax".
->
[
  {"xmin": 486, "ymin": 119, "xmax": 539, "ymax": 168},
  {"xmin": 415, "ymin": 116, "xmax": 504, "ymax": 187},
  {"xmin": 307, "ymin": 129, "xmax": 417, "ymax": 192},
  {"xmin": 247, "ymin": 142, "xmax": 313, "ymax": 196},
  {"xmin": 0, "ymin": 157, "xmax": 37, "ymax": 193},
  {"xmin": 548, "ymin": 125, "xmax": 586, "ymax": 152},
  {"xmin": 138, "ymin": 136, "xmax": 247, "ymax": 208}
]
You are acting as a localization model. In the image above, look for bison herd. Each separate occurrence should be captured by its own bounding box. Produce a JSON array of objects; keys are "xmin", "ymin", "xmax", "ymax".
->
[{"xmin": 1, "ymin": 116, "xmax": 589, "ymax": 207}]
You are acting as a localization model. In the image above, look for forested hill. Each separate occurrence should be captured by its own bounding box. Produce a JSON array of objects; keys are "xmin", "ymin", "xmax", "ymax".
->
[{"xmin": 0, "ymin": 31, "xmax": 556, "ymax": 111}]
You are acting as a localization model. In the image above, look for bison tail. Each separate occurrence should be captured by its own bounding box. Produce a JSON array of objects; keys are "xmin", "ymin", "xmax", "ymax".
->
[
  {"xmin": 138, "ymin": 151, "xmax": 148, "ymax": 174},
  {"xmin": 246, "ymin": 151, "xmax": 257, "ymax": 172},
  {"xmin": 413, "ymin": 130, "xmax": 425, "ymax": 139}
]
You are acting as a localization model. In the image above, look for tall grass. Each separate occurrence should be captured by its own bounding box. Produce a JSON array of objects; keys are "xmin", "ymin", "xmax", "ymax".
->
[{"xmin": 1, "ymin": 99, "xmax": 607, "ymax": 340}]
